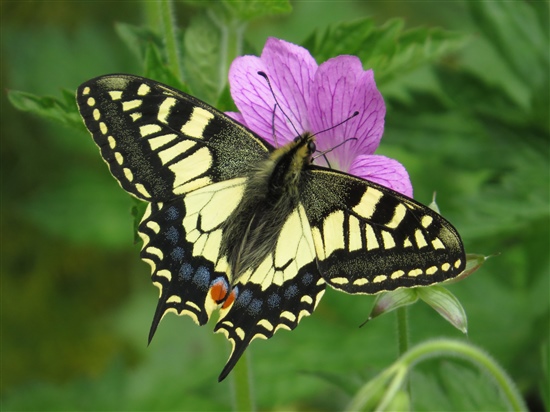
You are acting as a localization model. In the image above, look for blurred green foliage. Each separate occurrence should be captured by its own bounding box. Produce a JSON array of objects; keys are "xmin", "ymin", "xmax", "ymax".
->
[{"xmin": 2, "ymin": 0, "xmax": 548, "ymax": 410}]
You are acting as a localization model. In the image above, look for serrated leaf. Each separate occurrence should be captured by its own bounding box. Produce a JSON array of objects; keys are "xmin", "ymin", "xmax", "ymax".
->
[
  {"xmin": 143, "ymin": 43, "xmax": 187, "ymax": 92},
  {"xmin": 303, "ymin": 17, "xmax": 468, "ymax": 85},
  {"xmin": 8, "ymin": 90, "xmax": 82, "ymax": 127},
  {"xmin": 469, "ymin": 1, "xmax": 549, "ymax": 92},
  {"xmin": 417, "ymin": 286, "xmax": 468, "ymax": 333},
  {"xmin": 220, "ymin": 0, "xmax": 291, "ymax": 21},
  {"xmin": 115, "ymin": 22, "xmax": 162, "ymax": 65},
  {"xmin": 182, "ymin": 14, "xmax": 223, "ymax": 102}
]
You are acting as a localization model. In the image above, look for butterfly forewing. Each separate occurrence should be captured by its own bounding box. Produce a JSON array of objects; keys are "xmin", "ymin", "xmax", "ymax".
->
[
  {"xmin": 301, "ymin": 167, "xmax": 466, "ymax": 293},
  {"xmin": 76, "ymin": 74, "xmax": 272, "ymax": 202}
]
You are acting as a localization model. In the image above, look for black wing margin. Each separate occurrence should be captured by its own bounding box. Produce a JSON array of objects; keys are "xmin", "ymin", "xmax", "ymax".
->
[
  {"xmin": 76, "ymin": 74, "xmax": 273, "ymax": 202},
  {"xmin": 301, "ymin": 167, "xmax": 466, "ymax": 294}
]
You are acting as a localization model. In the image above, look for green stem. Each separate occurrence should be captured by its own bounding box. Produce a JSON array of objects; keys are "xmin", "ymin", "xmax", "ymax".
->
[
  {"xmin": 400, "ymin": 339, "xmax": 527, "ymax": 411},
  {"xmin": 232, "ymin": 350, "xmax": 255, "ymax": 411},
  {"xmin": 346, "ymin": 339, "xmax": 527, "ymax": 411},
  {"xmin": 395, "ymin": 306, "xmax": 410, "ymax": 397},
  {"xmin": 396, "ymin": 306, "xmax": 409, "ymax": 356},
  {"xmin": 208, "ymin": 9, "xmax": 246, "ymax": 96},
  {"xmin": 158, "ymin": 0, "xmax": 183, "ymax": 80}
]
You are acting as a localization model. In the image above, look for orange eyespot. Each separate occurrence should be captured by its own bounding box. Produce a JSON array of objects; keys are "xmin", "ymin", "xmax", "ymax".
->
[
  {"xmin": 210, "ymin": 279, "xmax": 229, "ymax": 303},
  {"xmin": 221, "ymin": 288, "xmax": 238, "ymax": 309}
]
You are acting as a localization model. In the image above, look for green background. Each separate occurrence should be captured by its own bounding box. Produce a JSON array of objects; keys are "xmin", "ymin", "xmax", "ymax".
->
[{"xmin": 2, "ymin": 1, "xmax": 548, "ymax": 410}]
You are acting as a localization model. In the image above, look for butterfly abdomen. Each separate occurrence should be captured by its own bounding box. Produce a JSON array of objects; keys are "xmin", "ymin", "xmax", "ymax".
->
[{"xmin": 220, "ymin": 134, "xmax": 315, "ymax": 280}]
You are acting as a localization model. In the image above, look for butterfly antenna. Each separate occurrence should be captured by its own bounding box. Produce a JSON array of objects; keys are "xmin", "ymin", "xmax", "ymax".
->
[
  {"xmin": 311, "ymin": 111, "xmax": 359, "ymax": 138},
  {"xmin": 310, "ymin": 111, "xmax": 360, "ymax": 167},
  {"xmin": 312, "ymin": 137, "xmax": 358, "ymax": 163},
  {"xmin": 257, "ymin": 71, "xmax": 301, "ymax": 138}
]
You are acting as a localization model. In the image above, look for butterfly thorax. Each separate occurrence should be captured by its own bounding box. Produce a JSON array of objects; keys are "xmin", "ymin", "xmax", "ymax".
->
[{"xmin": 220, "ymin": 133, "xmax": 316, "ymax": 281}]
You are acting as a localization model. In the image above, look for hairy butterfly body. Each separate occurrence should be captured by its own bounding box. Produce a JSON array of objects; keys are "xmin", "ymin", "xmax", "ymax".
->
[{"xmin": 76, "ymin": 74, "xmax": 465, "ymax": 381}]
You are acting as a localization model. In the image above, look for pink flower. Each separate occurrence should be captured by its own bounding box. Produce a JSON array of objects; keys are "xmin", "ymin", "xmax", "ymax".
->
[{"xmin": 227, "ymin": 37, "xmax": 413, "ymax": 197}]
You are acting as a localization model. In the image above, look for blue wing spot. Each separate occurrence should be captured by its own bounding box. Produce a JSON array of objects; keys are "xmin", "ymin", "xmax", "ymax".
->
[
  {"xmin": 165, "ymin": 226, "xmax": 179, "ymax": 244},
  {"xmin": 170, "ymin": 247, "xmax": 185, "ymax": 262},
  {"xmin": 165, "ymin": 206, "xmax": 179, "ymax": 220},
  {"xmin": 193, "ymin": 266, "xmax": 211, "ymax": 289},
  {"xmin": 284, "ymin": 284, "xmax": 299, "ymax": 299},
  {"xmin": 235, "ymin": 289, "xmax": 253, "ymax": 308},
  {"xmin": 267, "ymin": 293, "xmax": 281, "ymax": 309},
  {"xmin": 302, "ymin": 272, "xmax": 314, "ymax": 286},
  {"xmin": 248, "ymin": 298, "xmax": 263, "ymax": 316},
  {"xmin": 179, "ymin": 263, "xmax": 193, "ymax": 280}
]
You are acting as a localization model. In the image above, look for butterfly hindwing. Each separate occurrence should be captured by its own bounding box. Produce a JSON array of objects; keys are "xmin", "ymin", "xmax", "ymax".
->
[
  {"xmin": 76, "ymin": 74, "xmax": 272, "ymax": 202},
  {"xmin": 139, "ymin": 177, "xmax": 248, "ymax": 336},
  {"xmin": 214, "ymin": 204, "xmax": 326, "ymax": 381},
  {"xmin": 301, "ymin": 167, "xmax": 466, "ymax": 293}
]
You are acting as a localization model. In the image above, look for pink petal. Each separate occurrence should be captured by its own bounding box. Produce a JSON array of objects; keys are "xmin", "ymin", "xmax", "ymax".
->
[
  {"xmin": 260, "ymin": 38, "xmax": 318, "ymax": 138},
  {"xmin": 348, "ymin": 155, "xmax": 413, "ymax": 197},
  {"xmin": 309, "ymin": 56, "xmax": 385, "ymax": 170},
  {"xmin": 228, "ymin": 55, "xmax": 276, "ymax": 142}
]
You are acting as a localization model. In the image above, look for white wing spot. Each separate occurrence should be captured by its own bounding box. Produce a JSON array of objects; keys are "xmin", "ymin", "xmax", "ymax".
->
[
  {"xmin": 353, "ymin": 278, "xmax": 369, "ymax": 286},
  {"xmin": 415, "ymin": 229, "xmax": 428, "ymax": 248},
  {"xmin": 82, "ymin": 87, "xmax": 90, "ymax": 95},
  {"xmin": 441, "ymin": 263, "xmax": 451, "ymax": 272},
  {"xmin": 421, "ymin": 215, "xmax": 433, "ymax": 228},
  {"xmin": 137, "ymin": 83, "xmax": 151, "ymax": 96},
  {"xmin": 123, "ymin": 168, "xmax": 134, "ymax": 182},
  {"xmin": 148, "ymin": 133, "xmax": 178, "ymax": 150},
  {"xmin": 382, "ymin": 231, "xmax": 395, "ymax": 249},
  {"xmin": 135, "ymin": 183, "xmax": 151, "ymax": 198},
  {"xmin": 386, "ymin": 203, "xmax": 407, "ymax": 229},
  {"xmin": 130, "ymin": 112, "xmax": 142, "ymax": 122},
  {"xmin": 353, "ymin": 186, "xmax": 383, "ymax": 219},
  {"xmin": 107, "ymin": 136, "xmax": 116, "ymax": 149},
  {"xmin": 432, "ymin": 237, "xmax": 445, "ymax": 250},
  {"xmin": 99, "ymin": 122, "xmax": 108, "ymax": 135},
  {"xmin": 114, "ymin": 152, "xmax": 123, "ymax": 165},
  {"xmin": 365, "ymin": 224, "xmax": 379, "ymax": 250},
  {"xmin": 156, "ymin": 270, "xmax": 172, "ymax": 281},
  {"xmin": 454, "ymin": 259, "xmax": 462, "ymax": 269},
  {"xmin": 108, "ymin": 91, "xmax": 122, "ymax": 101},
  {"xmin": 140, "ymin": 124, "xmax": 162, "ymax": 137},
  {"xmin": 167, "ymin": 295, "xmax": 181, "ymax": 303},
  {"xmin": 157, "ymin": 97, "xmax": 177, "ymax": 124},
  {"xmin": 87, "ymin": 97, "xmax": 96, "ymax": 107},
  {"xmin": 373, "ymin": 275, "xmax": 387, "ymax": 283},
  {"xmin": 322, "ymin": 210, "xmax": 345, "ymax": 258},
  {"xmin": 258, "ymin": 319, "xmax": 274, "ymax": 331},
  {"xmin": 92, "ymin": 109, "xmax": 100, "ymax": 120},
  {"xmin": 426, "ymin": 266, "xmax": 438, "ymax": 275},
  {"xmin": 181, "ymin": 107, "xmax": 215, "ymax": 139},
  {"xmin": 408, "ymin": 269, "xmax": 423, "ymax": 277},
  {"xmin": 391, "ymin": 270, "xmax": 405, "ymax": 279},
  {"xmin": 158, "ymin": 140, "xmax": 195, "ymax": 165},
  {"xmin": 122, "ymin": 99, "xmax": 142, "ymax": 111},
  {"xmin": 330, "ymin": 277, "xmax": 349, "ymax": 285}
]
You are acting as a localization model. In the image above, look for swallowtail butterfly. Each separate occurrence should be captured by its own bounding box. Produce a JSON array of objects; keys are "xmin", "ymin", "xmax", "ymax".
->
[{"xmin": 76, "ymin": 74, "xmax": 466, "ymax": 381}]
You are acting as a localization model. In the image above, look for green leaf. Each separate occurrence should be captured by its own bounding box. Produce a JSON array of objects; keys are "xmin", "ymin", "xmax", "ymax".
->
[
  {"xmin": 182, "ymin": 13, "xmax": 223, "ymax": 102},
  {"xmin": 303, "ymin": 17, "xmax": 468, "ymax": 85},
  {"xmin": 7, "ymin": 90, "xmax": 81, "ymax": 127},
  {"xmin": 143, "ymin": 43, "xmax": 187, "ymax": 92},
  {"xmin": 365, "ymin": 289, "xmax": 419, "ymax": 323},
  {"xmin": 417, "ymin": 286, "xmax": 468, "ymax": 334},
  {"xmin": 469, "ymin": 1, "xmax": 549, "ymax": 93},
  {"xmin": 220, "ymin": 0, "xmax": 292, "ymax": 21},
  {"xmin": 115, "ymin": 22, "xmax": 162, "ymax": 65}
]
